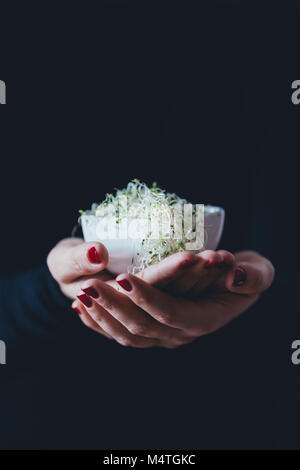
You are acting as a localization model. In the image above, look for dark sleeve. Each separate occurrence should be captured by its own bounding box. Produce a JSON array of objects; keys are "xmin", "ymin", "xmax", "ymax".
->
[{"xmin": 0, "ymin": 264, "xmax": 81, "ymax": 355}]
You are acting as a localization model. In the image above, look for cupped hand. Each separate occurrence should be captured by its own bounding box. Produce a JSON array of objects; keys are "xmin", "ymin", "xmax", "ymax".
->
[
  {"xmin": 48, "ymin": 238, "xmax": 274, "ymax": 349},
  {"xmin": 47, "ymin": 238, "xmax": 232, "ymax": 342},
  {"xmin": 47, "ymin": 238, "xmax": 230, "ymax": 299},
  {"xmin": 74, "ymin": 249, "xmax": 274, "ymax": 349}
]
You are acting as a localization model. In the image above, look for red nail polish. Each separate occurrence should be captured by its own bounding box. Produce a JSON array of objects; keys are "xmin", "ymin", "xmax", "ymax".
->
[
  {"xmin": 87, "ymin": 246, "xmax": 101, "ymax": 264},
  {"xmin": 82, "ymin": 286, "xmax": 99, "ymax": 299},
  {"xmin": 77, "ymin": 293, "xmax": 93, "ymax": 308},
  {"xmin": 233, "ymin": 267, "xmax": 247, "ymax": 287},
  {"xmin": 117, "ymin": 279, "xmax": 132, "ymax": 292},
  {"xmin": 72, "ymin": 307, "xmax": 82, "ymax": 315}
]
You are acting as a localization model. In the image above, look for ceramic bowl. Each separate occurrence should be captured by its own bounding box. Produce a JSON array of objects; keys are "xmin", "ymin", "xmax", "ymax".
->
[{"xmin": 81, "ymin": 205, "xmax": 225, "ymax": 275}]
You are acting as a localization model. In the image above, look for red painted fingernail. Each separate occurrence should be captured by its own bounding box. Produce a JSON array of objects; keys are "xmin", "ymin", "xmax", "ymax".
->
[
  {"xmin": 82, "ymin": 286, "xmax": 99, "ymax": 299},
  {"xmin": 117, "ymin": 279, "xmax": 132, "ymax": 292},
  {"xmin": 77, "ymin": 293, "xmax": 93, "ymax": 307},
  {"xmin": 72, "ymin": 307, "xmax": 82, "ymax": 315},
  {"xmin": 233, "ymin": 267, "xmax": 247, "ymax": 286},
  {"xmin": 87, "ymin": 246, "xmax": 101, "ymax": 264}
]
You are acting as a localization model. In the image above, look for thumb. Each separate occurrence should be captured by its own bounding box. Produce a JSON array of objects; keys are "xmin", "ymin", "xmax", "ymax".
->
[
  {"xmin": 224, "ymin": 258, "xmax": 275, "ymax": 295},
  {"xmin": 47, "ymin": 238, "xmax": 109, "ymax": 283}
]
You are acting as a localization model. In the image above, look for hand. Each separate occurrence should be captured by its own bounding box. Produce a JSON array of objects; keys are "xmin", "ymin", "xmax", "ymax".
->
[
  {"xmin": 47, "ymin": 238, "xmax": 111, "ymax": 299},
  {"xmin": 47, "ymin": 238, "xmax": 232, "ymax": 341},
  {"xmin": 74, "ymin": 250, "xmax": 274, "ymax": 348},
  {"xmin": 47, "ymin": 238, "xmax": 230, "ymax": 299}
]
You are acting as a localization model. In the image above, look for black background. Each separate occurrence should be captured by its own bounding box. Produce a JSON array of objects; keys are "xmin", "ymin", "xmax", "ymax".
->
[{"xmin": 0, "ymin": 0, "xmax": 298, "ymax": 450}]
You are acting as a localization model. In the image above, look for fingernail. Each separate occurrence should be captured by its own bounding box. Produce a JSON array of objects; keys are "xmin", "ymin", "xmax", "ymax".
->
[
  {"xmin": 72, "ymin": 307, "xmax": 82, "ymax": 315},
  {"xmin": 87, "ymin": 246, "xmax": 101, "ymax": 264},
  {"xmin": 77, "ymin": 293, "xmax": 93, "ymax": 307},
  {"xmin": 233, "ymin": 267, "xmax": 247, "ymax": 286},
  {"xmin": 82, "ymin": 286, "xmax": 99, "ymax": 299},
  {"xmin": 117, "ymin": 279, "xmax": 132, "ymax": 292}
]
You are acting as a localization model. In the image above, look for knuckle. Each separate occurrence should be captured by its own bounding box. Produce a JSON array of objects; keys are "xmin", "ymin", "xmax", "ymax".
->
[
  {"xmin": 192, "ymin": 324, "xmax": 213, "ymax": 336},
  {"xmin": 178, "ymin": 251, "xmax": 195, "ymax": 266},
  {"xmin": 90, "ymin": 311, "xmax": 103, "ymax": 323},
  {"xmin": 117, "ymin": 336, "xmax": 133, "ymax": 347},
  {"xmin": 219, "ymin": 250, "xmax": 234, "ymax": 264},
  {"xmin": 100, "ymin": 298, "xmax": 113, "ymax": 312},
  {"xmin": 169, "ymin": 338, "xmax": 192, "ymax": 348},
  {"xmin": 201, "ymin": 249, "xmax": 215, "ymax": 258},
  {"xmin": 157, "ymin": 311, "xmax": 174, "ymax": 327},
  {"xmin": 128, "ymin": 323, "xmax": 148, "ymax": 337},
  {"xmin": 135, "ymin": 293, "xmax": 150, "ymax": 309},
  {"xmin": 163, "ymin": 337, "xmax": 192, "ymax": 349}
]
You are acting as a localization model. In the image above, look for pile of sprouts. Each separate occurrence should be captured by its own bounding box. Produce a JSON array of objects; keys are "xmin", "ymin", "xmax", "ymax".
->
[{"xmin": 79, "ymin": 179, "xmax": 205, "ymax": 274}]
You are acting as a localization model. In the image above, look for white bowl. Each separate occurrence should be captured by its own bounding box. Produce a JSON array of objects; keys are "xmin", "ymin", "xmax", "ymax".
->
[{"xmin": 81, "ymin": 205, "xmax": 225, "ymax": 275}]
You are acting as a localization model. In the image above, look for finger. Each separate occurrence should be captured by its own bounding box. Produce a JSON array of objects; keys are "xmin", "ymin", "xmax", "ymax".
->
[
  {"xmin": 137, "ymin": 250, "xmax": 233, "ymax": 295},
  {"xmin": 212, "ymin": 250, "xmax": 236, "ymax": 266},
  {"xmin": 61, "ymin": 270, "xmax": 113, "ymax": 301},
  {"xmin": 115, "ymin": 274, "xmax": 185, "ymax": 328},
  {"xmin": 167, "ymin": 250, "xmax": 234, "ymax": 296},
  {"xmin": 71, "ymin": 300, "xmax": 113, "ymax": 339},
  {"xmin": 137, "ymin": 251, "xmax": 199, "ymax": 287},
  {"xmin": 47, "ymin": 238, "xmax": 109, "ymax": 283},
  {"xmin": 161, "ymin": 336, "xmax": 198, "ymax": 349},
  {"xmin": 116, "ymin": 272, "xmax": 259, "ymax": 335},
  {"xmin": 187, "ymin": 291, "xmax": 261, "ymax": 335},
  {"xmin": 76, "ymin": 290, "xmax": 161, "ymax": 348},
  {"xmin": 224, "ymin": 257, "xmax": 275, "ymax": 295},
  {"xmin": 116, "ymin": 273, "xmax": 260, "ymax": 337},
  {"xmin": 79, "ymin": 280, "xmax": 182, "ymax": 340}
]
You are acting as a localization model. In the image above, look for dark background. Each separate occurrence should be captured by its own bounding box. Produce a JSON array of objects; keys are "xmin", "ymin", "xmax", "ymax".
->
[{"xmin": 0, "ymin": 1, "xmax": 297, "ymax": 449}]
